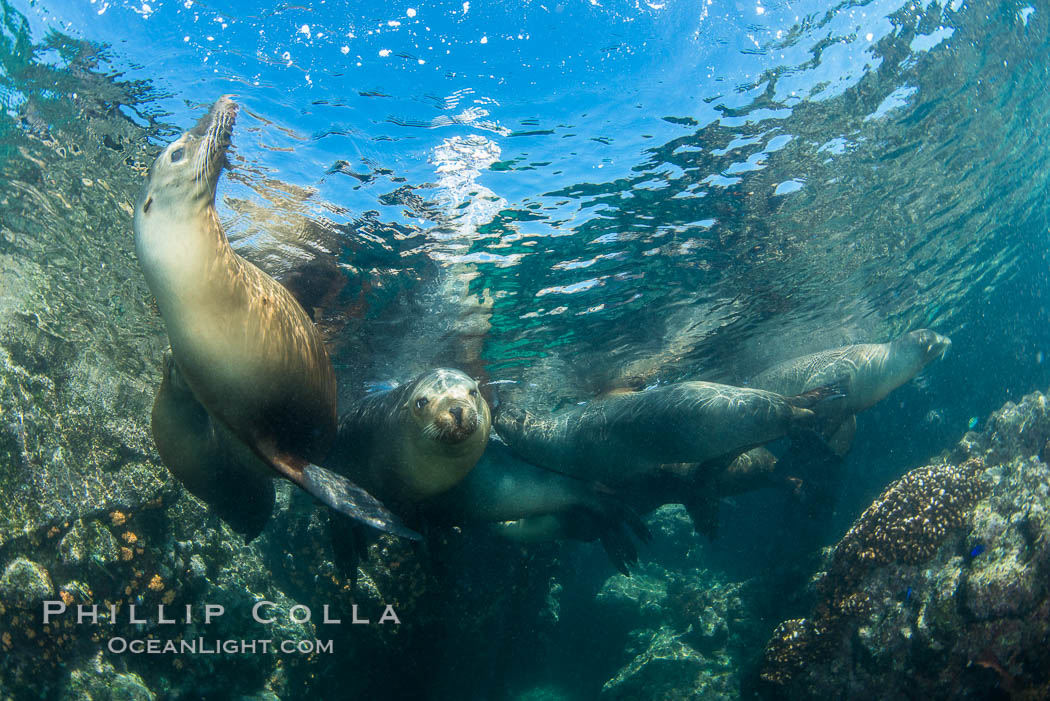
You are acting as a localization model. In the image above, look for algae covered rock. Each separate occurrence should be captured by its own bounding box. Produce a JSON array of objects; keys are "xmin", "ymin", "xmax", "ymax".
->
[
  {"xmin": 596, "ymin": 570, "xmax": 667, "ymax": 623},
  {"xmin": 600, "ymin": 624, "xmax": 739, "ymax": 701},
  {"xmin": 595, "ymin": 558, "xmax": 756, "ymax": 701},
  {"xmin": 600, "ymin": 626, "xmax": 707, "ymax": 701},
  {"xmin": 0, "ymin": 557, "xmax": 54, "ymax": 608},
  {"xmin": 66, "ymin": 652, "xmax": 155, "ymax": 701},
  {"xmin": 58, "ymin": 519, "xmax": 121, "ymax": 566},
  {"xmin": 759, "ymin": 390, "xmax": 1050, "ymax": 699}
]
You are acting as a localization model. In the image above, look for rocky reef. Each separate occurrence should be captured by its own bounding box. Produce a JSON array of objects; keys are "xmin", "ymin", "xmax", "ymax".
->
[
  {"xmin": 758, "ymin": 390, "xmax": 1050, "ymax": 699},
  {"xmin": 581, "ymin": 391, "xmax": 1050, "ymax": 701},
  {"xmin": 591, "ymin": 507, "xmax": 766, "ymax": 701}
]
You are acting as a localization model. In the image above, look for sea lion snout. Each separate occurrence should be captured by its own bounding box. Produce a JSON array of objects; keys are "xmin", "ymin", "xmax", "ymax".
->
[
  {"xmin": 135, "ymin": 96, "xmax": 239, "ymax": 226},
  {"xmin": 908, "ymin": 329, "xmax": 952, "ymax": 360},
  {"xmin": 450, "ymin": 405, "xmax": 465, "ymax": 426},
  {"xmin": 434, "ymin": 400, "xmax": 480, "ymax": 443}
]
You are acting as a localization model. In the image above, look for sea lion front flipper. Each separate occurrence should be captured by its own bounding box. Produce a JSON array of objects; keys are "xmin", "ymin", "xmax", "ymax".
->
[
  {"xmin": 785, "ymin": 379, "xmax": 851, "ymax": 434},
  {"xmin": 789, "ymin": 378, "xmax": 850, "ymax": 409},
  {"xmin": 299, "ymin": 462, "xmax": 422, "ymax": 540}
]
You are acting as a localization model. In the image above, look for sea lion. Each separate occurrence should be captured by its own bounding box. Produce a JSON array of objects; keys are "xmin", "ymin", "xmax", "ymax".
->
[
  {"xmin": 427, "ymin": 440, "xmax": 652, "ymax": 574},
  {"xmin": 331, "ymin": 368, "xmax": 492, "ymax": 504},
  {"xmin": 151, "ymin": 353, "xmax": 275, "ymax": 541},
  {"xmin": 134, "ymin": 95, "xmax": 415, "ymax": 539},
  {"xmin": 479, "ymin": 446, "xmax": 792, "ymax": 546},
  {"xmin": 749, "ymin": 329, "xmax": 951, "ymax": 454},
  {"xmin": 494, "ymin": 380, "xmax": 842, "ymax": 485},
  {"xmin": 463, "ymin": 445, "xmax": 786, "ymax": 561}
]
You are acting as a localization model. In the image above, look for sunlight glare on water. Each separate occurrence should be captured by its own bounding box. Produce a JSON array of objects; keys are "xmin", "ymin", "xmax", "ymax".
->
[{"xmin": 4, "ymin": 0, "xmax": 1048, "ymax": 405}]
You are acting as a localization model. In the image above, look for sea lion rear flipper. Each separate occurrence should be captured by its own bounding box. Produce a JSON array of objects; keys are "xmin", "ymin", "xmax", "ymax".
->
[
  {"xmin": 590, "ymin": 496, "xmax": 651, "ymax": 573},
  {"xmin": 599, "ymin": 523, "xmax": 639, "ymax": 576},
  {"xmin": 328, "ymin": 512, "xmax": 374, "ymax": 589},
  {"xmin": 561, "ymin": 507, "xmax": 644, "ymax": 576},
  {"xmin": 151, "ymin": 366, "xmax": 275, "ymax": 542},
  {"xmin": 826, "ymin": 415, "xmax": 857, "ymax": 457},
  {"xmin": 619, "ymin": 503, "xmax": 653, "ymax": 545},
  {"xmin": 684, "ymin": 492, "xmax": 720, "ymax": 540},
  {"xmin": 299, "ymin": 462, "xmax": 422, "ymax": 540}
]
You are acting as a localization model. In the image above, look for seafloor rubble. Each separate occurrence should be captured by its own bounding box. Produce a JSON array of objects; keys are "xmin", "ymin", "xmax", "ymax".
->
[
  {"xmin": 758, "ymin": 390, "xmax": 1050, "ymax": 700},
  {"xmin": 594, "ymin": 549, "xmax": 760, "ymax": 701}
]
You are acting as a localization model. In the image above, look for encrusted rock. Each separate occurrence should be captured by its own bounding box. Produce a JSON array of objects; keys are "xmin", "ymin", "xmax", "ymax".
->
[
  {"xmin": 65, "ymin": 652, "xmax": 154, "ymax": 701},
  {"xmin": 600, "ymin": 626, "xmax": 713, "ymax": 701},
  {"xmin": 596, "ymin": 571, "xmax": 668, "ymax": 623},
  {"xmin": 760, "ymin": 457, "xmax": 987, "ymax": 689},
  {"xmin": 760, "ymin": 391, "xmax": 1050, "ymax": 699},
  {"xmin": 0, "ymin": 557, "xmax": 54, "ymax": 608},
  {"xmin": 59, "ymin": 519, "xmax": 121, "ymax": 566}
]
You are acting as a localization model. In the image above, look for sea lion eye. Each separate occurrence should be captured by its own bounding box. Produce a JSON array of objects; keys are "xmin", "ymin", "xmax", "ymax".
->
[
  {"xmin": 170, "ymin": 147, "xmax": 184, "ymax": 163},
  {"xmin": 469, "ymin": 389, "xmax": 478, "ymax": 397},
  {"xmin": 415, "ymin": 397, "xmax": 429, "ymax": 410}
]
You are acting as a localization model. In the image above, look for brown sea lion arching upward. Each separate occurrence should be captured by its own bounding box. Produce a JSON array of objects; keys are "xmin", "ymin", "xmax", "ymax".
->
[{"xmin": 134, "ymin": 95, "xmax": 417, "ymax": 540}]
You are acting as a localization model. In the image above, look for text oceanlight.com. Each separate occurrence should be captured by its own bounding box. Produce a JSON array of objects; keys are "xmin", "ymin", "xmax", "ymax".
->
[
  {"xmin": 41, "ymin": 600, "xmax": 400, "ymax": 655},
  {"xmin": 107, "ymin": 637, "xmax": 335, "ymax": 655}
]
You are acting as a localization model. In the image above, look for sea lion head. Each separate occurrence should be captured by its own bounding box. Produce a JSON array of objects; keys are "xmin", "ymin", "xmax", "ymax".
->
[
  {"xmin": 897, "ymin": 329, "xmax": 952, "ymax": 365},
  {"xmin": 134, "ymin": 96, "xmax": 236, "ymax": 228},
  {"xmin": 404, "ymin": 368, "xmax": 491, "ymax": 447}
]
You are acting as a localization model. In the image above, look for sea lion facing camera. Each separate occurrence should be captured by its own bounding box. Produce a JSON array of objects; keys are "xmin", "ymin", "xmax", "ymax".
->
[
  {"xmin": 332, "ymin": 368, "xmax": 491, "ymax": 504},
  {"xmin": 134, "ymin": 95, "xmax": 416, "ymax": 539}
]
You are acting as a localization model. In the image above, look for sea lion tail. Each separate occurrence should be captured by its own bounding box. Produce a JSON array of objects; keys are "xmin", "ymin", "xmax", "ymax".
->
[{"xmin": 299, "ymin": 463, "xmax": 422, "ymax": 540}]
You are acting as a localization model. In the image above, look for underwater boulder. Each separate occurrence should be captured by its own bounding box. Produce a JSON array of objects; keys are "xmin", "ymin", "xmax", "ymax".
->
[
  {"xmin": 758, "ymin": 390, "xmax": 1050, "ymax": 699},
  {"xmin": 0, "ymin": 557, "xmax": 54, "ymax": 608}
]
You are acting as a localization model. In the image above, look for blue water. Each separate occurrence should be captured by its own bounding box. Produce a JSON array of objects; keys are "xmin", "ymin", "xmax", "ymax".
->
[
  {"xmin": 11, "ymin": 0, "xmax": 1048, "ymax": 403},
  {"xmin": 2, "ymin": 0, "xmax": 1050, "ymax": 697}
]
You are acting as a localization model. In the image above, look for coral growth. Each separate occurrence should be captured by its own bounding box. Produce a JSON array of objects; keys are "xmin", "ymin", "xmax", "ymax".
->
[{"xmin": 760, "ymin": 390, "xmax": 1050, "ymax": 698}]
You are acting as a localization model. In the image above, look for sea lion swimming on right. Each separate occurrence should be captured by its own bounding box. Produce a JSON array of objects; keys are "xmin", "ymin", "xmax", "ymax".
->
[
  {"xmin": 494, "ymin": 380, "xmax": 845, "ymax": 486},
  {"xmin": 748, "ymin": 329, "xmax": 951, "ymax": 455}
]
